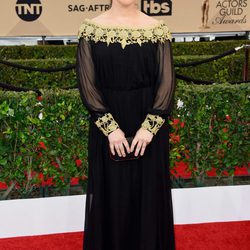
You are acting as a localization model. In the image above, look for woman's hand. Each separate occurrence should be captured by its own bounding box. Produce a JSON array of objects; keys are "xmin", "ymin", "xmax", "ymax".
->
[
  {"xmin": 130, "ymin": 128, "xmax": 153, "ymax": 156},
  {"xmin": 108, "ymin": 128, "xmax": 131, "ymax": 157}
]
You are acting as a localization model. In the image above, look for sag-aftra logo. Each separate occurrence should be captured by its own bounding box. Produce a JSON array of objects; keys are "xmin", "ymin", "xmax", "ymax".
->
[{"xmin": 141, "ymin": 0, "xmax": 172, "ymax": 16}]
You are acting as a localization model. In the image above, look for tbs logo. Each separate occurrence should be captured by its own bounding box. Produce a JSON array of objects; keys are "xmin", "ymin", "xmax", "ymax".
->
[
  {"xmin": 16, "ymin": 0, "xmax": 42, "ymax": 22},
  {"xmin": 142, "ymin": 0, "xmax": 172, "ymax": 16}
]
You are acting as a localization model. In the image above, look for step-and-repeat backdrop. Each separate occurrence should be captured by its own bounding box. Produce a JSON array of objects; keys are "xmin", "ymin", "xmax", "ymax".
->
[{"xmin": 0, "ymin": 0, "xmax": 249, "ymax": 36}]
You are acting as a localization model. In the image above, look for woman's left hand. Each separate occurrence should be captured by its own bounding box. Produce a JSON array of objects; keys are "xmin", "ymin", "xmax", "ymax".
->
[{"xmin": 130, "ymin": 128, "xmax": 153, "ymax": 156}]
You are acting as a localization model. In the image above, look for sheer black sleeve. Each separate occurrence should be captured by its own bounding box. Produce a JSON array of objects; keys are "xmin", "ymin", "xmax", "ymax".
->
[
  {"xmin": 76, "ymin": 37, "xmax": 120, "ymax": 136},
  {"xmin": 141, "ymin": 38, "xmax": 176, "ymax": 136}
]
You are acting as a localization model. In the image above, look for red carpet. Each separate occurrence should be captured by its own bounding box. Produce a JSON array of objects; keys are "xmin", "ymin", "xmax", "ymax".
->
[{"xmin": 0, "ymin": 221, "xmax": 249, "ymax": 250}]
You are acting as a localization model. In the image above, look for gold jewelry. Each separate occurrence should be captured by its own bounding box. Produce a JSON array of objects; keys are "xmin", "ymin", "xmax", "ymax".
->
[
  {"xmin": 141, "ymin": 114, "xmax": 165, "ymax": 135},
  {"xmin": 94, "ymin": 112, "xmax": 119, "ymax": 136},
  {"xmin": 78, "ymin": 18, "xmax": 172, "ymax": 49}
]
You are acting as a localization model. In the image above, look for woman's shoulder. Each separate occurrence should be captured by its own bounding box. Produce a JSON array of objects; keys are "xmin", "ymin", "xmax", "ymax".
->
[{"xmin": 77, "ymin": 13, "xmax": 172, "ymax": 49}]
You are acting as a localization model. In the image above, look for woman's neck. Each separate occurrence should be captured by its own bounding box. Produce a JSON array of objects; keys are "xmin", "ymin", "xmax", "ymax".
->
[{"xmin": 108, "ymin": 2, "xmax": 140, "ymax": 21}]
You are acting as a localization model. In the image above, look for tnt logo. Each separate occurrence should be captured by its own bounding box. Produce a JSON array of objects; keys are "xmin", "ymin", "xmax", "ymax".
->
[
  {"xmin": 141, "ymin": 0, "xmax": 172, "ymax": 16},
  {"xmin": 16, "ymin": 0, "xmax": 42, "ymax": 22}
]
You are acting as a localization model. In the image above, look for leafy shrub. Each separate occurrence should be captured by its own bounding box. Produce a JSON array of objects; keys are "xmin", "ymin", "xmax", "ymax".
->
[
  {"xmin": 0, "ymin": 82, "xmax": 249, "ymax": 198},
  {"xmin": 0, "ymin": 54, "xmax": 246, "ymax": 89}
]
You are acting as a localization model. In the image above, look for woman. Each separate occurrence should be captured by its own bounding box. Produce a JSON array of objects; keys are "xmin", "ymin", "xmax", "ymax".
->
[{"xmin": 76, "ymin": 0, "xmax": 176, "ymax": 249}]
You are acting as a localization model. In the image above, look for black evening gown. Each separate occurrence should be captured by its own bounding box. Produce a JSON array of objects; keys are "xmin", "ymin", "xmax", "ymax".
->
[{"xmin": 76, "ymin": 18, "xmax": 176, "ymax": 250}]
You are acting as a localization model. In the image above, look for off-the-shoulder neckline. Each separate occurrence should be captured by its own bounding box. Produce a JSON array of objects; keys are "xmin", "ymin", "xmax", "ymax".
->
[{"xmin": 83, "ymin": 18, "xmax": 164, "ymax": 30}]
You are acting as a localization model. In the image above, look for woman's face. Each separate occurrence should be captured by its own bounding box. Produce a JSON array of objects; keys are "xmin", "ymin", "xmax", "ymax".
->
[{"xmin": 113, "ymin": 0, "xmax": 137, "ymax": 7}]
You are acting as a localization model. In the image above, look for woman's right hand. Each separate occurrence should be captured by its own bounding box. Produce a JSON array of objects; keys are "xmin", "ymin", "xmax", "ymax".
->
[{"xmin": 108, "ymin": 128, "xmax": 130, "ymax": 157}]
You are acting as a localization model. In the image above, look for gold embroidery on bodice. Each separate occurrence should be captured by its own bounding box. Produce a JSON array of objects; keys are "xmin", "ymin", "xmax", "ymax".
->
[{"xmin": 78, "ymin": 18, "xmax": 172, "ymax": 49}]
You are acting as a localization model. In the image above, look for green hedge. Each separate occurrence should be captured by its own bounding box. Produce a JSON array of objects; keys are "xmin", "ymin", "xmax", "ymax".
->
[
  {"xmin": 0, "ymin": 54, "xmax": 246, "ymax": 89},
  {"xmin": 0, "ymin": 45, "xmax": 77, "ymax": 60},
  {"xmin": 0, "ymin": 82, "xmax": 249, "ymax": 198},
  {"xmin": 0, "ymin": 40, "xmax": 249, "ymax": 59},
  {"xmin": 0, "ymin": 59, "xmax": 76, "ymax": 89},
  {"xmin": 175, "ymin": 54, "xmax": 247, "ymax": 83},
  {"xmin": 172, "ymin": 39, "xmax": 250, "ymax": 56}
]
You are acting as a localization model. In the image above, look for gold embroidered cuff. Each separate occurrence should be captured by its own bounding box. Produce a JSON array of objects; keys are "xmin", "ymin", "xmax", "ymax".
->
[
  {"xmin": 94, "ymin": 113, "xmax": 119, "ymax": 136},
  {"xmin": 141, "ymin": 114, "xmax": 165, "ymax": 135}
]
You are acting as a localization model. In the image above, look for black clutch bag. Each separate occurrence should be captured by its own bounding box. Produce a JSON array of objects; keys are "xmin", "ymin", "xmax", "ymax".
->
[{"xmin": 109, "ymin": 136, "xmax": 140, "ymax": 162}]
